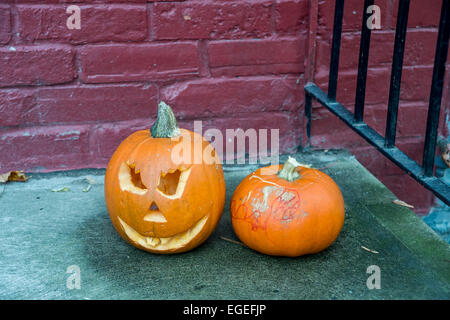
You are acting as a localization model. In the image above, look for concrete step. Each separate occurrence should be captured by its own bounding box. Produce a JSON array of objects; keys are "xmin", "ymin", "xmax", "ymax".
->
[{"xmin": 0, "ymin": 150, "xmax": 449, "ymax": 299}]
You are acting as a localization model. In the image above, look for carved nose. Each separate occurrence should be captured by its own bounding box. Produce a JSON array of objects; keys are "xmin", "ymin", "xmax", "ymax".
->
[{"xmin": 144, "ymin": 202, "xmax": 167, "ymax": 223}]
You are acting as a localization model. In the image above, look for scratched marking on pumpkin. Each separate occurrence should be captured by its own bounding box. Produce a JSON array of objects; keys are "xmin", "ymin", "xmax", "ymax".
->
[{"xmin": 232, "ymin": 184, "xmax": 302, "ymax": 234}]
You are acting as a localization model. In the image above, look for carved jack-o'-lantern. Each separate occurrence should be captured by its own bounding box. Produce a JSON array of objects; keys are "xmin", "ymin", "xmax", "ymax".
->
[{"xmin": 104, "ymin": 102, "xmax": 226, "ymax": 254}]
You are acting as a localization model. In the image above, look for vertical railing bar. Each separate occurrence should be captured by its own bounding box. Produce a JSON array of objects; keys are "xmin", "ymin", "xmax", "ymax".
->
[
  {"xmin": 384, "ymin": 0, "xmax": 410, "ymax": 148},
  {"xmin": 354, "ymin": 0, "xmax": 374, "ymax": 123},
  {"xmin": 422, "ymin": 0, "xmax": 450, "ymax": 176},
  {"xmin": 328, "ymin": 0, "xmax": 345, "ymax": 100}
]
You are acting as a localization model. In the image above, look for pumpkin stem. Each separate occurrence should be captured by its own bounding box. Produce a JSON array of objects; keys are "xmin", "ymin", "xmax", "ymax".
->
[
  {"xmin": 278, "ymin": 156, "xmax": 302, "ymax": 182},
  {"xmin": 151, "ymin": 101, "xmax": 181, "ymax": 138}
]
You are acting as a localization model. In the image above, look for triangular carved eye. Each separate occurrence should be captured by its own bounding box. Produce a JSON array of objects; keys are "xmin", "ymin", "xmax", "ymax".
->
[
  {"xmin": 119, "ymin": 162, "xmax": 147, "ymax": 195},
  {"xmin": 157, "ymin": 167, "xmax": 192, "ymax": 199},
  {"xmin": 158, "ymin": 169, "xmax": 181, "ymax": 196}
]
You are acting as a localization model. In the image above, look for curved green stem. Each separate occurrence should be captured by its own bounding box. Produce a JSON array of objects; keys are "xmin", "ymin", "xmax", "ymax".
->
[
  {"xmin": 278, "ymin": 156, "xmax": 302, "ymax": 182},
  {"xmin": 151, "ymin": 101, "xmax": 180, "ymax": 138}
]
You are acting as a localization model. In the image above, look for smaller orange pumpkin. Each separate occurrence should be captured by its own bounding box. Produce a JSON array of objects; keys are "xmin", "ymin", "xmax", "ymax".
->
[{"xmin": 230, "ymin": 157, "xmax": 345, "ymax": 257}]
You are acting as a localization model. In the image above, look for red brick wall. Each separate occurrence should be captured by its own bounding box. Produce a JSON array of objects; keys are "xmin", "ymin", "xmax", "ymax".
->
[
  {"xmin": 0, "ymin": 0, "xmax": 307, "ymax": 172},
  {"xmin": 0, "ymin": 0, "xmax": 448, "ymax": 214}
]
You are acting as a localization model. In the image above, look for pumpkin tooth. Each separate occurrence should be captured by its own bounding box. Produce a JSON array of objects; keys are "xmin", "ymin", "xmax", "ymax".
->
[{"xmin": 146, "ymin": 237, "xmax": 161, "ymax": 247}]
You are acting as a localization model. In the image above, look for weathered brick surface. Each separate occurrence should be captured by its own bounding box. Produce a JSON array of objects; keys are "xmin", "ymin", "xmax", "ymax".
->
[
  {"xmin": 208, "ymin": 37, "xmax": 306, "ymax": 77},
  {"xmin": 0, "ymin": 125, "xmax": 91, "ymax": 172},
  {"xmin": 0, "ymin": 46, "xmax": 75, "ymax": 87},
  {"xmin": 152, "ymin": 1, "xmax": 273, "ymax": 40},
  {"xmin": 17, "ymin": 5, "xmax": 147, "ymax": 44},
  {"xmin": 318, "ymin": 0, "xmax": 391, "ymax": 32},
  {"xmin": 391, "ymin": 0, "xmax": 442, "ymax": 28},
  {"xmin": 160, "ymin": 77, "xmax": 304, "ymax": 118},
  {"xmin": 274, "ymin": 0, "xmax": 309, "ymax": 35},
  {"xmin": 0, "ymin": 89, "xmax": 36, "ymax": 127},
  {"xmin": 26, "ymin": 84, "xmax": 158, "ymax": 124},
  {"xmin": 0, "ymin": 5, "xmax": 11, "ymax": 44},
  {"xmin": 79, "ymin": 43, "xmax": 199, "ymax": 83}
]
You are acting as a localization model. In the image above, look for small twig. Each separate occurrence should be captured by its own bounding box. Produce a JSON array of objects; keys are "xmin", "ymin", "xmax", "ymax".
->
[
  {"xmin": 51, "ymin": 187, "xmax": 70, "ymax": 192},
  {"xmin": 220, "ymin": 236, "xmax": 246, "ymax": 247},
  {"xmin": 361, "ymin": 245, "xmax": 379, "ymax": 254}
]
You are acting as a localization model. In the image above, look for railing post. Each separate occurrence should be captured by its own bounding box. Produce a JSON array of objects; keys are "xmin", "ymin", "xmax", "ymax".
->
[
  {"xmin": 354, "ymin": 0, "xmax": 374, "ymax": 123},
  {"xmin": 328, "ymin": 0, "xmax": 345, "ymax": 101},
  {"xmin": 384, "ymin": 0, "xmax": 410, "ymax": 148},
  {"xmin": 422, "ymin": 0, "xmax": 450, "ymax": 176}
]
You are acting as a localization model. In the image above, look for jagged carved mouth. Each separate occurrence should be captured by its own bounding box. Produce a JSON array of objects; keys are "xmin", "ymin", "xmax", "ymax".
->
[{"xmin": 118, "ymin": 215, "xmax": 208, "ymax": 251}]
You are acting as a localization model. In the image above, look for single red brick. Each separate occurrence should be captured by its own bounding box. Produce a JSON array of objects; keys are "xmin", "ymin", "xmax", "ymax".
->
[
  {"xmin": 0, "ymin": 89, "xmax": 36, "ymax": 127},
  {"xmin": 316, "ymin": 32, "xmax": 394, "ymax": 71},
  {"xmin": 207, "ymin": 37, "xmax": 306, "ymax": 77},
  {"xmin": 24, "ymin": 84, "xmax": 158, "ymax": 125},
  {"xmin": 0, "ymin": 5, "xmax": 11, "ymax": 44},
  {"xmin": 274, "ymin": 0, "xmax": 309, "ymax": 35},
  {"xmin": 391, "ymin": 0, "xmax": 442, "ymax": 28},
  {"xmin": 0, "ymin": 45, "xmax": 75, "ymax": 87},
  {"xmin": 315, "ymin": 67, "xmax": 391, "ymax": 105},
  {"xmin": 17, "ymin": 5, "xmax": 147, "ymax": 44},
  {"xmin": 363, "ymin": 102, "xmax": 428, "ymax": 138},
  {"xmin": 153, "ymin": 1, "xmax": 273, "ymax": 40},
  {"xmin": 160, "ymin": 77, "xmax": 304, "ymax": 118},
  {"xmin": 400, "ymin": 66, "xmax": 434, "ymax": 101},
  {"xmin": 0, "ymin": 125, "xmax": 91, "ymax": 172},
  {"xmin": 318, "ymin": 0, "xmax": 390, "ymax": 32},
  {"xmin": 79, "ymin": 43, "xmax": 199, "ymax": 83}
]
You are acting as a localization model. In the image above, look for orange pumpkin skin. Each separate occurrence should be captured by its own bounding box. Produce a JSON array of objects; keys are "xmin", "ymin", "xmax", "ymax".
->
[
  {"xmin": 105, "ymin": 127, "xmax": 225, "ymax": 254},
  {"xmin": 230, "ymin": 163, "xmax": 344, "ymax": 257}
]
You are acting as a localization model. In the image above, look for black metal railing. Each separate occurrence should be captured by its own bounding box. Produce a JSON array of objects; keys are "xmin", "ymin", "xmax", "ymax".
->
[{"xmin": 304, "ymin": 0, "xmax": 450, "ymax": 205}]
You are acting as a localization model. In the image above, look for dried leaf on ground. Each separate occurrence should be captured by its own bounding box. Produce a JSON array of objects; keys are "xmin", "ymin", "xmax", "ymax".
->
[
  {"xmin": 0, "ymin": 171, "xmax": 28, "ymax": 183},
  {"xmin": 393, "ymin": 199, "xmax": 414, "ymax": 209}
]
